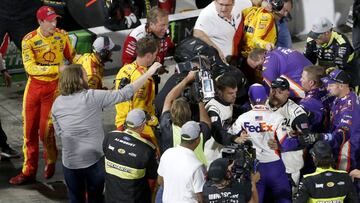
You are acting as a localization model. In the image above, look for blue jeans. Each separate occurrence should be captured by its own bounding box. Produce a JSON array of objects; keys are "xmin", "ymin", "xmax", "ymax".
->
[
  {"xmin": 63, "ymin": 157, "xmax": 105, "ymax": 203},
  {"xmin": 155, "ymin": 186, "xmax": 163, "ymax": 203},
  {"xmin": 276, "ymin": 20, "xmax": 292, "ymax": 49}
]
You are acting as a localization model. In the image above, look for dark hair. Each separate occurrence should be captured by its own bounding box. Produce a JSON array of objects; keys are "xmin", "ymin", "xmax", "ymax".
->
[
  {"xmin": 136, "ymin": 36, "xmax": 159, "ymax": 57},
  {"xmin": 248, "ymin": 48, "xmax": 267, "ymax": 61},
  {"xmin": 314, "ymin": 157, "xmax": 334, "ymax": 168},
  {"xmin": 215, "ymin": 73, "xmax": 237, "ymax": 92},
  {"xmin": 147, "ymin": 7, "xmax": 168, "ymax": 24},
  {"xmin": 59, "ymin": 64, "xmax": 85, "ymax": 96},
  {"xmin": 190, "ymin": 55, "xmax": 211, "ymax": 70}
]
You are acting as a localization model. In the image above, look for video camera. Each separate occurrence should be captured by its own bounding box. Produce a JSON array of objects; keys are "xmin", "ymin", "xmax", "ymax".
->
[
  {"xmin": 176, "ymin": 55, "xmax": 215, "ymax": 103},
  {"xmin": 222, "ymin": 140, "xmax": 258, "ymax": 183}
]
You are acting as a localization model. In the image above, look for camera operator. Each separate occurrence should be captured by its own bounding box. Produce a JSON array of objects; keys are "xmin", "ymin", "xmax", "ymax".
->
[
  {"xmin": 294, "ymin": 141, "xmax": 359, "ymax": 203},
  {"xmin": 154, "ymin": 55, "xmax": 211, "ymax": 118},
  {"xmin": 228, "ymin": 83, "xmax": 292, "ymax": 203},
  {"xmin": 205, "ymin": 73, "xmax": 244, "ymax": 164},
  {"xmin": 202, "ymin": 158, "xmax": 260, "ymax": 203},
  {"xmin": 159, "ymin": 70, "xmax": 211, "ymax": 163}
]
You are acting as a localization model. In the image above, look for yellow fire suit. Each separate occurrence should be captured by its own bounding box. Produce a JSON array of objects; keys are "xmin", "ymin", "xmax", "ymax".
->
[
  {"xmin": 21, "ymin": 27, "xmax": 76, "ymax": 177},
  {"xmin": 115, "ymin": 61, "xmax": 158, "ymax": 147},
  {"xmin": 241, "ymin": 7, "xmax": 277, "ymax": 57},
  {"xmin": 74, "ymin": 53, "xmax": 104, "ymax": 89}
]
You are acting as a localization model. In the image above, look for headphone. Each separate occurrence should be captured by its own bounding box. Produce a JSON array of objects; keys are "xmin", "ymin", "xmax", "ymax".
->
[
  {"xmin": 268, "ymin": 0, "xmax": 284, "ymax": 12},
  {"xmin": 95, "ymin": 36, "xmax": 112, "ymax": 63}
]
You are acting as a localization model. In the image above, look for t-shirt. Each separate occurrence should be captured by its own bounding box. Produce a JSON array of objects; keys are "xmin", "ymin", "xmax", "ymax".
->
[
  {"xmin": 202, "ymin": 180, "xmax": 252, "ymax": 203},
  {"xmin": 194, "ymin": 0, "xmax": 252, "ymax": 57},
  {"xmin": 159, "ymin": 111, "xmax": 212, "ymax": 161},
  {"xmin": 158, "ymin": 145, "xmax": 206, "ymax": 203}
]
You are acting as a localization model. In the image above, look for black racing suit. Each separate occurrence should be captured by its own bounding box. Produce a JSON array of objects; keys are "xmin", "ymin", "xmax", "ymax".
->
[
  {"xmin": 103, "ymin": 129, "xmax": 158, "ymax": 203},
  {"xmin": 304, "ymin": 31, "xmax": 354, "ymax": 71},
  {"xmin": 293, "ymin": 167, "xmax": 359, "ymax": 203}
]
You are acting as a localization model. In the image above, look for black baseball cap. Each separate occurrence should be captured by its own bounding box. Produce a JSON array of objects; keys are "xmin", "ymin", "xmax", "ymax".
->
[
  {"xmin": 271, "ymin": 77, "xmax": 290, "ymax": 90},
  {"xmin": 321, "ymin": 69, "xmax": 350, "ymax": 85},
  {"xmin": 310, "ymin": 141, "xmax": 333, "ymax": 160},
  {"xmin": 207, "ymin": 158, "xmax": 229, "ymax": 182}
]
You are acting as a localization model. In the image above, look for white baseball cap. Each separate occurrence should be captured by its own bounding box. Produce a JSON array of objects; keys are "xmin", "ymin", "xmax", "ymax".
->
[
  {"xmin": 92, "ymin": 36, "xmax": 121, "ymax": 53},
  {"xmin": 308, "ymin": 17, "xmax": 333, "ymax": 39}
]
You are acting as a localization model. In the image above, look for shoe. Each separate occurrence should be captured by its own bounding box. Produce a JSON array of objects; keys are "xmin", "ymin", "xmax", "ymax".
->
[
  {"xmin": 9, "ymin": 173, "xmax": 35, "ymax": 185},
  {"xmin": 0, "ymin": 146, "xmax": 20, "ymax": 158},
  {"xmin": 44, "ymin": 163, "xmax": 55, "ymax": 179}
]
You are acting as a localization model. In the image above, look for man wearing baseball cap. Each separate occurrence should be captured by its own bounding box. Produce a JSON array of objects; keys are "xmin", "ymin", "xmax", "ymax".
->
[
  {"xmin": 304, "ymin": 17, "xmax": 354, "ymax": 73},
  {"xmin": 10, "ymin": 6, "xmax": 76, "ymax": 185},
  {"xmin": 202, "ymin": 158, "xmax": 260, "ymax": 203},
  {"xmin": 158, "ymin": 121, "xmax": 206, "ymax": 203},
  {"xmin": 267, "ymin": 77, "xmax": 311, "ymax": 191},
  {"xmin": 229, "ymin": 83, "xmax": 292, "ymax": 203},
  {"xmin": 301, "ymin": 69, "xmax": 360, "ymax": 172},
  {"xmin": 103, "ymin": 108, "xmax": 158, "ymax": 203},
  {"xmin": 74, "ymin": 36, "xmax": 121, "ymax": 89},
  {"xmin": 294, "ymin": 141, "xmax": 358, "ymax": 203}
]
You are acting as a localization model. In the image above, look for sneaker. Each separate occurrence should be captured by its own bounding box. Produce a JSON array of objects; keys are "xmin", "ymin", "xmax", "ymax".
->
[
  {"xmin": 0, "ymin": 146, "xmax": 20, "ymax": 158},
  {"xmin": 44, "ymin": 163, "xmax": 55, "ymax": 179},
  {"xmin": 9, "ymin": 173, "xmax": 35, "ymax": 185}
]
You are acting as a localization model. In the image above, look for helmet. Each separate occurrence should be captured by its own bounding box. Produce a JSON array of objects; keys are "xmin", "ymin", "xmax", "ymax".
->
[{"xmin": 268, "ymin": 0, "xmax": 284, "ymax": 12}]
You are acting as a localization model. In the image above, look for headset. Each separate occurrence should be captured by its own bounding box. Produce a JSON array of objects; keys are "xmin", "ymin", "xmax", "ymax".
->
[
  {"xmin": 268, "ymin": 0, "xmax": 284, "ymax": 12},
  {"xmin": 95, "ymin": 36, "xmax": 112, "ymax": 63}
]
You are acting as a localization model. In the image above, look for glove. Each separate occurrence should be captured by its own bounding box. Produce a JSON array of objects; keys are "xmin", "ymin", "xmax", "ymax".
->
[
  {"xmin": 125, "ymin": 13, "xmax": 138, "ymax": 29},
  {"xmin": 299, "ymin": 133, "xmax": 323, "ymax": 146}
]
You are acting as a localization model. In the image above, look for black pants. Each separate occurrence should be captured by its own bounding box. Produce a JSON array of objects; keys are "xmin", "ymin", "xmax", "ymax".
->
[
  {"xmin": 0, "ymin": 118, "xmax": 9, "ymax": 149},
  {"xmin": 0, "ymin": 16, "xmax": 38, "ymax": 49}
]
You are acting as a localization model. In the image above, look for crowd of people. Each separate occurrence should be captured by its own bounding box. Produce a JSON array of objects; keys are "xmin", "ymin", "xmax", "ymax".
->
[{"xmin": 1, "ymin": 0, "xmax": 360, "ymax": 203}]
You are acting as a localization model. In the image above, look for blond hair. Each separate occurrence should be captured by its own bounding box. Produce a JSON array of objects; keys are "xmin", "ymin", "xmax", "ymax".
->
[
  {"xmin": 59, "ymin": 64, "xmax": 85, "ymax": 96},
  {"xmin": 170, "ymin": 97, "xmax": 191, "ymax": 127}
]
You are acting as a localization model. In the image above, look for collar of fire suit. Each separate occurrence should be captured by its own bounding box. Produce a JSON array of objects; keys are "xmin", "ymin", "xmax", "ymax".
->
[
  {"xmin": 215, "ymin": 96, "xmax": 232, "ymax": 106},
  {"xmin": 304, "ymin": 167, "xmax": 347, "ymax": 178},
  {"xmin": 306, "ymin": 87, "xmax": 321, "ymax": 97},
  {"xmin": 268, "ymin": 98, "xmax": 289, "ymax": 111},
  {"xmin": 338, "ymin": 91, "xmax": 351, "ymax": 101},
  {"xmin": 132, "ymin": 61, "xmax": 148, "ymax": 72},
  {"xmin": 321, "ymin": 31, "xmax": 336, "ymax": 48},
  {"xmin": 123, "ymin": 129, "xmax": 156, "ymax": 149},
  {"xmin": 90, "ymin": 53, "xmax": 102, "ymax": 65},
  {"xmin": 252, "ymin": 104, "xmax": 269, "ymax": 111},
  {"xmin": 37, "ymin": 27, "xmax": 54, "ymax": 40}
]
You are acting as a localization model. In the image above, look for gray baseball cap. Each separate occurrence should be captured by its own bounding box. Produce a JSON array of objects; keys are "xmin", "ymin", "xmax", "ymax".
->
[
  {"xmin": 181, "ymin": 121, "xmax": 200, "ymax": 140},
  {"xmin": 308, "ymin": 17, "xmax": 333, "ymax": 39},
  {"xmin": 125, "ymin": 109, "xmax": 146, "ymax": 128}
]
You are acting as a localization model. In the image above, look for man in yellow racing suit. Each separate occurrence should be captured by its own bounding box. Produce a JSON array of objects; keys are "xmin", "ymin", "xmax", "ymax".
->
[
  {"xmin": 241, "ymin": 0, "xmax": 284, "ymax": 57},
  {"xmin": 75, "ymin": 36, "xmax": 121, "ymax": 89},
  {"xmin": 10, "ymin": 6, "xmax": 76, "ymax": 185},
  {"xmin": 115, "ymin": 36, "xmax": 160, "ymax": 149}
]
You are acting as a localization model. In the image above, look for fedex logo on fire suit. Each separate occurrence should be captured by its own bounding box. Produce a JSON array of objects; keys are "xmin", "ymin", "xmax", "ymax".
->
[{"xmin": 244, "ymin": 122, "xmax": 273, "ymax": 132}]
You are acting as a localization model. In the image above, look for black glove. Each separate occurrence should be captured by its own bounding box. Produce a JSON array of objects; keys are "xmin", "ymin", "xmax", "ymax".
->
[{"xmin": 299, "ymin": 133, "xmax": 323, "ymax": 146}]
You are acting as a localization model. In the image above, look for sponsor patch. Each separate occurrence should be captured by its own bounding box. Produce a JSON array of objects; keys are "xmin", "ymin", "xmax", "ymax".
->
[
  {"xmin": 118, "ymin": 148, "xmax": 126, "ymax": 154},
  {"xmin": 123, "ymin": 136, "xmax": 131, "ymax": 141},
  {"xmin": 108, "ymin": 145, "xmax": 114, "ymax": 151},
  {"xmin": 315, "ymin": 183, "xmax": 323, "ymax": 188},
  {"xmin": 326, "ymin": 182, "xmax": 335, "ymax": 187},
  {"xmin": 211, "ymin": 116, "xmax": 218, "ymax": 122}
]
